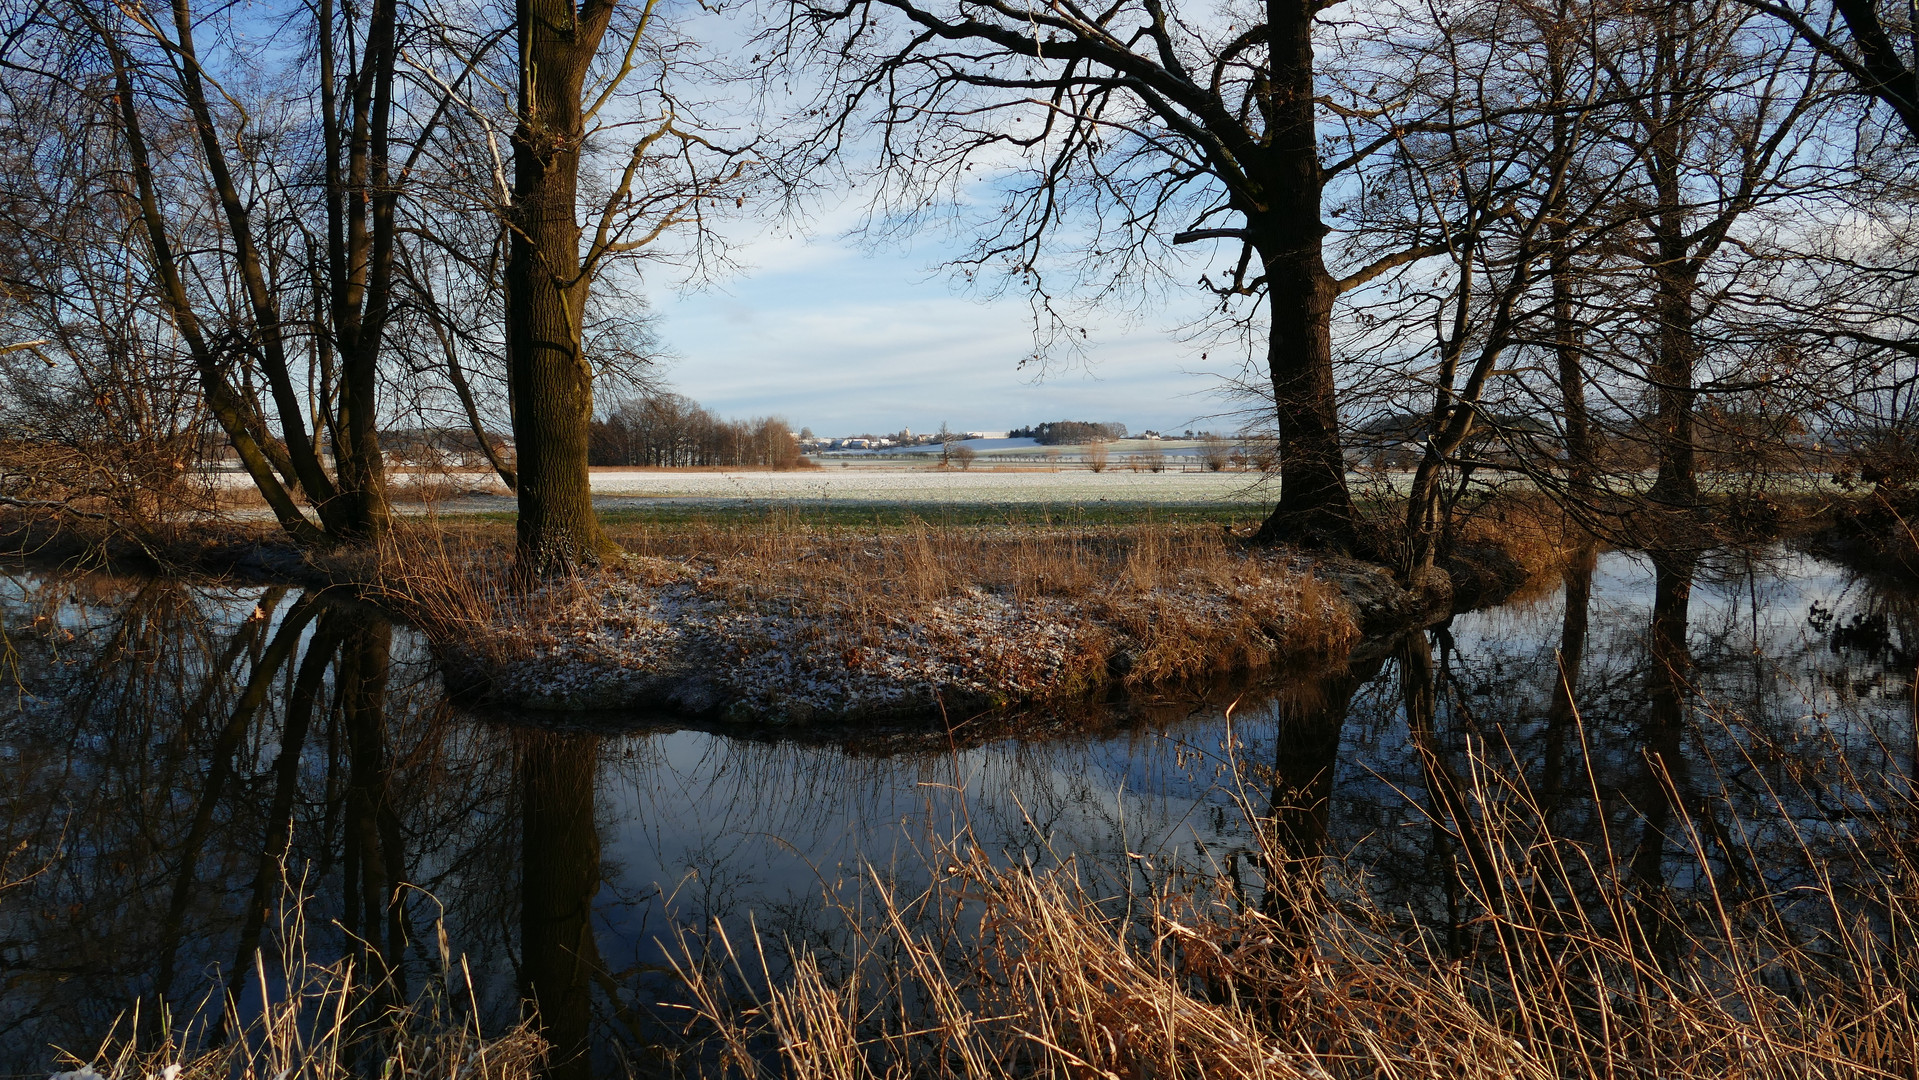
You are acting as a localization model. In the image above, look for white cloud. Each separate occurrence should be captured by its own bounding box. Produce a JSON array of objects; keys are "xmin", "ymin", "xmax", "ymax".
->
[{"xmin": 652, "ymin": 243, "xmax": 1231, "ymax": 434}]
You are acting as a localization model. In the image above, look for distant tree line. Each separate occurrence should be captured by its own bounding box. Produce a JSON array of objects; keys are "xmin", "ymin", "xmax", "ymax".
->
[
  {"xmin": 589, "ymin": 395, "xmax": 803, "ymax": 469},
  {"xmin": 1010, "ymin": 421, "xmax": 1130, "ymax": 445}
]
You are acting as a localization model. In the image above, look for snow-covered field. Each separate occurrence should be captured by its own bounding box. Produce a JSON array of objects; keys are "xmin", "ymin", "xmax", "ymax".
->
[
  {"xmin": 583, "ymin": 467, "xmax": 1273, "ymax": 505},
  {"xmin": 200, "ymin": 464, "xmax": 1279, "ymax": 517}
]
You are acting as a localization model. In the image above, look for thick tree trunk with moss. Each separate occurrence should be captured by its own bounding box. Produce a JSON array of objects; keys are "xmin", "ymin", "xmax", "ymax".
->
[
  {"xmin": 1249, "ymin": 0, "xmax": 1361, "ymax": 554},
  {"xmin": 507, "ymin": 0, "xmax": 619, "ymax": 574},
  {"xmin": 1258, "ymin": 240, "xmax": 1360, "ymax": 552}
]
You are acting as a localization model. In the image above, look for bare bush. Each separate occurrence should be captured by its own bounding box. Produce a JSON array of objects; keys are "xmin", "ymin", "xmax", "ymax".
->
[
  {"xmin": 1199, "ymin": 436, "xmax": 1232, "ymax": 472},
  {"xmin": 1085, "ymin": 439, "xmax": 1110, "ymax": 473}
]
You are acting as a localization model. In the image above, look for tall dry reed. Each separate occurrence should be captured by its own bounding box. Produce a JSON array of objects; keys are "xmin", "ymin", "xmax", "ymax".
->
[
  {"xmin": 47, "ymin": 894, "xmax": 545, "ymax": 1080},
  {"xmin": 674, "ymin": 708, "xmax": 1919, "ymax": 1080}
]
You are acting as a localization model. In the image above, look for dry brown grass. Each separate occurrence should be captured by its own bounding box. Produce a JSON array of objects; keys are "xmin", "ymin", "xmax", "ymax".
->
[
  {"xmin": 328, "ymin": 524, "xmax": 607, "ymax": 667},
  {"xmin": 345, "ymin": 516, "xmax": 1360, "ymax": 712},
  {"xmin": 677, "ymin": 722, "xmax": 1919, "ymax": 1080},
  {"xmin": 1449, "ymin": 493, "xmax": 1587, "ymax": 580},
  {"xmin": 51, "ymin": 900, "xmax": 546, "ymax": 1080},
  {"xmin": 607, "ymin": 515, "xmax": 1358, "ymax": 684}
]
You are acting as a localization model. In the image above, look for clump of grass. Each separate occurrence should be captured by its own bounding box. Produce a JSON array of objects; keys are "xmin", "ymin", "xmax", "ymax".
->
[
  {"xmin": 613, "ymin": 517, "xmax": 1360, "ymax": 681},
  {"xmin": 334, "ymin": 523, "xmax": 602, "ymax": 667},
  {"xmin": 1449, "ymin": 492, "xmax": 1587, "ymax": 580},
  {"xmin": 676, "ymin": 713, "xmax": 1919, "ymax": 1079},
  {"xmin": 49, "ymin": 894, "xmax": 545, "ymax": 1080}
]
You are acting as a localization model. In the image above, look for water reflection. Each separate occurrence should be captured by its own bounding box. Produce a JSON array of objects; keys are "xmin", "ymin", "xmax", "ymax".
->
[
  {"xmin": 519, "ymin": 730, "xmax": 604, "ymax": 1080},
  {"xmin": 0, "ymin": 546, "xmax": 1914, "ymax": 1074}
]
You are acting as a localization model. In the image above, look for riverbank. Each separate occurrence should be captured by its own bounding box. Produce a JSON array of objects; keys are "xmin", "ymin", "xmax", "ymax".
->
[
  {"xmin": 351, "ymin": 519, "xmax": 1443, "ymax": 722},
  {"xmin": 0, "ymin": 496, "xmax": 1595, "ymax": 724}
]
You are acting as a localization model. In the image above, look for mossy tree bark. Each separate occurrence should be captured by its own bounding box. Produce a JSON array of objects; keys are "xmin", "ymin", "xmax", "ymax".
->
[{"xmin": 507, "ymin": 0, "xmax": 621, "ymax": 574}]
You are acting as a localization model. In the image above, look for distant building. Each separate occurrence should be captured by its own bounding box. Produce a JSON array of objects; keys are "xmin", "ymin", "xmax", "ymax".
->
[{"xmin": 963, "ymin": 431, "xmax": 1009, "ymax": 440}]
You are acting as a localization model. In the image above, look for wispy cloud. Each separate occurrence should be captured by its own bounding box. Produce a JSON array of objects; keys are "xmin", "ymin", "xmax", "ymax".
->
[{"xmin": 652, "ymin": 235, "xmax": 1230, "ymax": 433}]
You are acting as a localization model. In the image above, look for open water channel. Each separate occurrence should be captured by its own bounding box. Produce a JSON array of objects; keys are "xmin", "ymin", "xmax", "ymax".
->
[{"xmin": 0, "ymin": 545, "xmax": 1913, "ymax": 1075}]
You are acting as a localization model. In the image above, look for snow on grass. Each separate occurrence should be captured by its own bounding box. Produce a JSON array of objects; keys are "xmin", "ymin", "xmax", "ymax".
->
[{"xmin": 584, "ymin": 468, "xmax": 1273, "ymax": 505}]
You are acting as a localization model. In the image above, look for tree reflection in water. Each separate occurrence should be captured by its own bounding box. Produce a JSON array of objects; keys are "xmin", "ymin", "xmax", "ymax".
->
[
  {"xmin": 518, "ymin": 730, "xmax": 602, "ymax": 1080},
  {"xmin": 0, "ymin": 546, "xmax": 1915, "ymax": 1075}
]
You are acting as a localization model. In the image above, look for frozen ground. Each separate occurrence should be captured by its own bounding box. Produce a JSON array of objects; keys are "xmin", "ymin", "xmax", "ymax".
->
[
  {"xmin": 581, "ymin": 467, "xmax": 1273, "ymax": 506},
  {"xmin": 200, "ymin": 466, "xmax": 1283, "ymax": 521}
]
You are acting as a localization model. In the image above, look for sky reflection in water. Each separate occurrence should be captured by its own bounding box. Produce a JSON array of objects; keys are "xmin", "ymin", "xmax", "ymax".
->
[{"xmin": 0, "ymin": 546, "xmax": 1911, "ymax": 1073}]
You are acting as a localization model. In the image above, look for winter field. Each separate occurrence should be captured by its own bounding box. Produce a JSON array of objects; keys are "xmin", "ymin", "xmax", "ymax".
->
[
  {"xmin": 581, "ymin": 466, "xmax": 1274, "ymax": 506},
  {"xmin": 203, "ymin": 463, "xmax": 1842, "ymax": 520}
]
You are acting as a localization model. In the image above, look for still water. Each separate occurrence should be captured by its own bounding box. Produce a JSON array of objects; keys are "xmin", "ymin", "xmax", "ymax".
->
[{"xmin": 0, "ymin": 546, "xmax": 1912, "ymax": 1074}]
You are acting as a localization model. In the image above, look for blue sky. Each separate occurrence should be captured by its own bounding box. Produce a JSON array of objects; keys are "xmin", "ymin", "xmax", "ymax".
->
[{"xmin": 646, "ymin": 221, "xmax": 1247, "ymax": 438}]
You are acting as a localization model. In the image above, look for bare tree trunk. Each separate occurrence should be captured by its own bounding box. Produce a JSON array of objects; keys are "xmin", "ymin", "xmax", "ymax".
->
[
  {"xmin": 318, "ymin": 0, "xmax": 398, "ymax": 541},
  {"xmin": 507, "ymin": 0, "xmax": 620, "ymax": 574},
  {"xmin": 1260, "ymin": 248, "xmax": 1359, "ymax": 551},
  {"xmin": 1648, "ymin": 242, "xmax": 1700, "ymax": 508},
  {"xmin": 1643, "ymin": 5, "xmax": 1703, "ymax": 512},
  {"xmin": 1251, "ymin": 0, "xmax": 1360, "ymax": 553},
  {"xmin": 1551, "ymin": 235, "xmax": 1593, "ymax": 498},
  {"xmin": 1546, "ymin": 33, "xmax": 1594, "ymax": 504}
]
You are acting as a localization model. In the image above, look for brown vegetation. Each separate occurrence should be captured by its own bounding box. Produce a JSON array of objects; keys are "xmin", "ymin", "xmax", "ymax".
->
[
  {"xmin": 680, "ymin": 727, "xmax": 1919, "ymax": 1079},
  {"xmin": 1085, "ymin": 439, "xmax": 1110, "ymax": 473},
  {"xmin": 611, "ymin": 516, "xmax": 1356, "ymax": 675},
  {"xmin": 48, "ymin": 902, "xmax": 546, "ymax": 1080},
  {"xmin": 348, "ymin": 516, "xmax": 1363, "ymax": 717}
]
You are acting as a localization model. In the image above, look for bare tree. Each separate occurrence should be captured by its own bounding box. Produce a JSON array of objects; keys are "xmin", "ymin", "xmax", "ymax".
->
[
  {"xmin": 0, "ymin": 0, "xmax": 521, "ymax": 544},
  {"xmin": 1739, "ymin": 0, "xmax": 1918, "ymax": 139},
  {"xmin": 1332, "ymin": 0, "xmax": 1847, "ymax": 567},
  {"xmin": 0, "ymin": 64, "xmax": 208, "ymax": 539},
  {"xmin": 773, "ymin": 0, "xmax": 1465, "ymax": 552},
  {"xmin": 1086, "ymin": 438, "xmax": 1110, "ymax": 472}
]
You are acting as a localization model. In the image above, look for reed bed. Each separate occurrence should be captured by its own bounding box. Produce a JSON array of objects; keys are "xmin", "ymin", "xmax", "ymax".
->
[
  {"xmin": 44, "ymin": 901, "xmax": 546, "ymax": 1080},
  {"xmin": 674, "ymin": 717, "xmax": 1919, "ymax": 1079}
]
